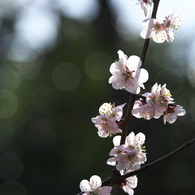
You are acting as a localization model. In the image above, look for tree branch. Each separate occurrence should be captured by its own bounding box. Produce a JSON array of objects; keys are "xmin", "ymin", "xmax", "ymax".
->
[
  {"xmin": 77, "ymin": 137, "xmax": 195, "ymax": 195},
  {"xmin": 120, "ymin": 0, "xmax": 160, "ymax": 145},
  {"xmin": 102, "ymin": 136, "xmax": 195, "ymax": 187}
]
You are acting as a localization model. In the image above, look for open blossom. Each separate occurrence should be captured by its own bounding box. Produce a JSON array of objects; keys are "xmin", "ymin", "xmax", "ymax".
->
[
  {"xmin": 107, "ymin": 132, "xmax": 146, "ymax": 172},
  {"xmin": 132, "ymin": 83, "xmax": 186, "ymax": 124},
  {"xmin": 141, "ymin": 18, "xmax": 168, "ymax": 43},
  {"xmin": 164, "ymin": 10, "xmax": 181, "ymax": 42},
  {"xmin": 79, "ymin": 175, "xmax": 112, "ymax": 195},
  {"xmin": 115, "ymin": 149, "xmax": 146, "ymax": 171},
  {"xmin": 121, "ymin": 175, "xmax": 138, "ymax": 195},
  {"xmin": 163, "ymin": 104, "xmax": 186, "ymax": 124},
  {"xmin": 132, "ymin": 83, "xmax": 174, "ymax": 120},
  {"xmin": 109, "ymin": 50, "xmax": 149, "ymax": 94},
  {"xmin": 92, "ymin": 103, "xmax": 125, "ymax": 138},
  {"xmin": 144, "ymin": 83, "xmax": 174, "ymax": 114},
  {"xmin": 140, "ymin": 10, "xmax": 181, "ymax": 43}
]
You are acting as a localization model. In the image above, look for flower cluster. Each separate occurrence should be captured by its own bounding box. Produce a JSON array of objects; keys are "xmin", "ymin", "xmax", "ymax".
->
[
  {"xmin": 79, "ymin": 1, "xmax": 185, "ymax": 195},
  {"xmin": 141, "ymin": 10, "xmax": 181, "ymax": 43},
  {"xmin": 138, "ymin": 0, "xmax": 181, "ymax": 43},
  {"xmin": 106, "ymin": 132, "xmax": 146, "ymax": 194},
  {"xmin": 79, "ymin": 175, "xmax": 112, "ymax": 195},
  {"xmin": 107, "ymin": 132, "xmax": 146, "ymax": 172},
  {"xmin": 131, "ymin": 83, "xmax": 186, "ymax": 124},
  {"xmin": 91, "ymin": 103, "xmax": 125, "ymax": 138}
]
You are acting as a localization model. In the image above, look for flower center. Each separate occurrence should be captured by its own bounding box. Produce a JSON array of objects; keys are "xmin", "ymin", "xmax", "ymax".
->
[
  {"xmin": 154, "ymin": 22, "xmax": 165, "ymax": 31},
  {"xmin": 122, "ymin": 68, "xmax": 134, "ymax": 80}
]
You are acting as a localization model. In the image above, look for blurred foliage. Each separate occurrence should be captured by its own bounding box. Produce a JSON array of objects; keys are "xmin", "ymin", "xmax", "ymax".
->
[{"xmin": 0, "ymin": 0, "xmax": 194, "ymax": 195}]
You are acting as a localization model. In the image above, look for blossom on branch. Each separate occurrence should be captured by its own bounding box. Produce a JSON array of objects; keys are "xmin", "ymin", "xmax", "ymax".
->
[
  {"xmin": 121, "ymin": 175, "xmax": 138, "ymax": 195},
  {"xmin": 79, "ymin": 175, "xmax": 112, "ymax": 195},
  {"xmin": 107, "ymin": 132, "xmax": 146, "ymax": 172},
  {"xmin": 132, "ymin": 83, "xmax": 186, "ymax": 124},
  {"xmin": 109, "ymin": 50, "xmax": 149, "ymax": 94},
  {"xmin": 163, "ymin": 104, "xmax": 186, "ymax": 124},
  {"xmin": 91, "ymin": 103, "xmax": 125, "ymax": 138},
  {"xmin": 141, "ymin": 18, "xmax": 167, "ymax": 43},
  {"xmin": 140, "ymin": 10, "xmax": 181, "ymax": 43},
  {"xmin": 164, "ymin": 10, "xmax": 181, "ymax": 42}
]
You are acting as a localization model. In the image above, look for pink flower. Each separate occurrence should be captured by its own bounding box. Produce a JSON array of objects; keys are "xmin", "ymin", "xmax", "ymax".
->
[
  {"xmin": 140, "ymin": 10, "xmax": 181, "ymax": 43},
  {"xmin": 163, "ymin": 104, "xmax": 186, "ymax": 124},
  {"xmin": 107, "ymin": 132, "xmax": 146, "ymax": 171},
  {"xmin": 115, "ymin": 149, "xmax": 146, "ymax": 171},
  {"xmin": 79, "ymin": 175, "xmax": 112, "ymax": 195},
  {"xmin": 132, "ymin": 83, "xmax": 174, "ymax": 120},
  {"xmin": 109, "ymin": 50, "xmax": 149, "ymax": 94},
  {"xmin": 140, "ymin": 18, "xmax": 168, "ymax": 43},
  {"xmin": 164, "ymin": 10, "xmax": 181, "ymax": 42},
  {"xmin": 92, "ymin": 115, "xmax": 122, "ymax": 138},
  {"xmin": 121, "ymin": 175, "xmax": 138, "ymax": 195},
  {"xmin": 92, "ymin": 103, "xmax": 125, "ymax": 138}
]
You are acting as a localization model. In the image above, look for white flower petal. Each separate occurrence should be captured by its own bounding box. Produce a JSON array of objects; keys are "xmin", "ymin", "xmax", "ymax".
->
[
  {"xmin": 113, "ymin": 135, "xmax": 121, "ymax": 146},
  {"xmin": 137, "ymin": 68, "xmax": 149, "ymax": 83},
  {"xmin": 79, "ymin": 179, "xmax": 91, "ymax": 192},
  {"xmin": 106, "ymin": 157, "xmax": 117, "ymax": 166},
  {"xmin": 90, "ymin": 175, "xmax": 102, "ymax": 190}
]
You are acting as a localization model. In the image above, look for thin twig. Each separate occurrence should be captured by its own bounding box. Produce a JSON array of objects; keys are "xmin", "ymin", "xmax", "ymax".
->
[
  {"xmin": 77, "ymin": 137, "xmax": 195, "ymax": 194},
  {"xmin": 120, "ymin": 0, "xmax": 160, "ymax": 145},
  {"xmin": 102, "ymin": 137, "xmax": 195, "ymax": 187}
]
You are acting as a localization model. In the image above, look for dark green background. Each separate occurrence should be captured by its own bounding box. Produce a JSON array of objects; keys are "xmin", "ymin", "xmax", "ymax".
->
[{"xmin": 0, "ymin": 1, "xmax": 194, "ymax": 195}]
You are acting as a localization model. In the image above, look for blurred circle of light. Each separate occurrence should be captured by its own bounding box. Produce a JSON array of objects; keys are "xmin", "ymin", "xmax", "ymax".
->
[
  {"xmin": 59, "ymin": 0, "xmax": 99, "ymax": 21},
  {"xmin": 0, "ymin": 89, "xmax": 18, "ymax": 118},
  {"xmin": 16, "ymin": 62, "xmax": 41, "ymax": 80},
  {"xmin": 7, "ymin": 99, "xmax": 33, "ymax": 127},
  {"xmin": 0, "ymin": 68, "xmax": 21, "ymax": 91},
  {"xmin": 31, "ymin": 85, "xmax": 60, "ymax": 113},
  {"xmin": 15, "ymin": 5, "xmax": 59, "ymax": 50},
  {"xmin": 52, "ymin": 62, "xmax": 81, "ymax": 91},
  {"xmin": 0, "ymin": 152, "xmax": 24, "ymax": 180},
  {"xmin": 0, "ymin": 180, "xmax": 27, "ymax": 195},
  {"xmin": 85, "ymin": 51, "xmax": 112, "ymax": 80}
]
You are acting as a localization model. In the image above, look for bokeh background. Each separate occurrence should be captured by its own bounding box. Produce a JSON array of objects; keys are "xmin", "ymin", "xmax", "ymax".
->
[{"xmin": 0, "ymin": 0, "xmax": 195, "ymax": 195}]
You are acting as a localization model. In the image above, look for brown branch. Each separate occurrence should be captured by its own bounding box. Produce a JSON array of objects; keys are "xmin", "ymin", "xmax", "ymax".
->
[
  {"xmin": 120, "ymin": 0, "xmax": 160, "ymax": 145},
  {"xmin": 102, "ymin": 136, "xmax": 195, "ymax": 187},
  {"xmin": 77, "ymin": 137, "xmax": 195, "ymax": 195}
]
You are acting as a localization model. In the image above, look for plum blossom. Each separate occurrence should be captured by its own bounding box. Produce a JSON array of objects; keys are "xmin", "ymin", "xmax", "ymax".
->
[
  {"xmin": 79, "ymin": 175, "xmax": 112, "ymax": 195},
  {"xmin": 91, "ymin": 103, "xmax": 125, "ymax": 138},
  {"xmin": 107, "ymin": 132, "xmax": 146, "ymax": 172},
  {"xmin": 163, "ymin": 104, "xmax": 186, "ymax": 124},
  {"xmin": 121, "ymin": 175, "xmax": 138, "ymax": 195},
  {"xmin": 132, "ymin": 83, "xmax": 174, "ymax": 120},
  {"xmin": 141, "ymin": 18, "xmax": 168, "ymax": 43},
  {"xmin": 109, "ymin": 50, "xmax": 149, "ymax": 94},
  {"xmin": 115, "ymin": 149, "xmax": 146, "ymax": 171},
  {"xmin": 140, "ymin": 10, "xmax": 181, "ymax": 43},
  {"xmin": 132, "ymin": 83, "xmax": 186, "ymax": 124},
  {"xmin": 164, "ymin": 10, "xmax": 181, "ymax": 42}
]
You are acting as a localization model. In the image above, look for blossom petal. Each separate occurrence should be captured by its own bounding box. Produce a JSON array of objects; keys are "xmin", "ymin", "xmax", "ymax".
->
[
  {"xmin": 79, "ymin": 179, "xmax": 91, "ymax": 192},
  {"xmin": 113, "ymin": 135, "xmax": 121, "ymax": 146},
  {"xmin": 89, "ymin": 175, "xmax": 102, "ymax": 190}
]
